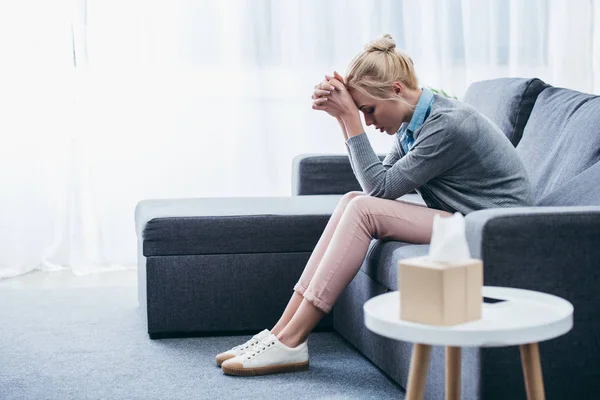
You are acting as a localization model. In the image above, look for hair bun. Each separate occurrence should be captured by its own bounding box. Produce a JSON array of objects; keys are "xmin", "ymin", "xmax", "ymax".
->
[{"xmin": 365, "ymin": 34, "xmax": 396, "ymax": 53}]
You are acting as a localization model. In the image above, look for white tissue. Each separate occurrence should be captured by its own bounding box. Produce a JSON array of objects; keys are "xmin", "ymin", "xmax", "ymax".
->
[{"xmin": 428, "ymin": 212, "xmax": 471, "ymax": 263}]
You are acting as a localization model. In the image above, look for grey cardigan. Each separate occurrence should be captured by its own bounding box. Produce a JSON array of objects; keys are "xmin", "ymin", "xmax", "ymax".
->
[{"xmin": 345, "ymin": 94, "xmax": 533, "ymax": 214}]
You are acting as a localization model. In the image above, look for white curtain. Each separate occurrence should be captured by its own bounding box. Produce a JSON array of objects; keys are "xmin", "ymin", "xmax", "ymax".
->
[{"xmin": 1, "ymin": 0, "xmax": 599, "ymax": 279}]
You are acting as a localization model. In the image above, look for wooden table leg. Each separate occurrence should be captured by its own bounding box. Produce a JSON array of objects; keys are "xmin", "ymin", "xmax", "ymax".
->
[
  {"xmin": 520, "ymin": 342, "xmax": 545, "ymax": 400},
  {"xmin": 406, "ymin": 343, "xmax": 432, "ymax": 400},
  {"xmin": 445, "ymin": 346, "xmax": 461, "ymax": 400}
]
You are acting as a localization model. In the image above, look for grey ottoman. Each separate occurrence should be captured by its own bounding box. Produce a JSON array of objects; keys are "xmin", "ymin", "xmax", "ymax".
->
[{"xmin": 135, "ymin": 195, "xmax": 342, "ymax": 339}]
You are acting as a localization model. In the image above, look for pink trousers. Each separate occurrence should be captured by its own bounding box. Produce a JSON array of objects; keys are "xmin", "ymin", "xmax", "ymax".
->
[{"xmin": 293, "ymin": 191, "xmax": 453, "ymax": 313}]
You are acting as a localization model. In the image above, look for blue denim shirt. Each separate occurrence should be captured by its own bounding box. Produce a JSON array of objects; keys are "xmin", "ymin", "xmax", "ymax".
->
[{"xmin": 398, "ymin": 87, "xmax": 435, "ymax": 154}]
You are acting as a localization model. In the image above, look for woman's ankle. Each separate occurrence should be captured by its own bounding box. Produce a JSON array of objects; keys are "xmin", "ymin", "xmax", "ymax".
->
[
  {"xmin": 270, "ymin": 325, "xmax": 283, "ymax": 336},
  {"xmin": 276, "ymin": 331, "xmax": 304, "ymax": 349}
]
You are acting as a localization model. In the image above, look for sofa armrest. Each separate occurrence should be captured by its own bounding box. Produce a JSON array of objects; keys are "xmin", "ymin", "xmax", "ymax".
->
[
  {"xmin": 466, "ymin": 205, "xmax": 600, "ymax": 256},
  {"xmin": 135, "ymin": 195, "xmax": 342, "ymax": 240},
  {"xmin": 465, "ymin": 205, "xmax": 600, "ymax": 396},
  {"xmin": 465, "ymin": 205, "xmax": 600, "ymax": 290},
  {"xmin": 291, "ymin": 153, "xmax": 385, "ymax": 196}
]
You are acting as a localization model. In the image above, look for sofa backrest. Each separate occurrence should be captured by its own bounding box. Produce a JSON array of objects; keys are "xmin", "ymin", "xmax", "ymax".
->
[
  {"xmin": 516, "ymin": 87, "xmax": 600, "ymax": 206},
  {"xmin": 463, "ymin": 78, "xmax": 549, "ymax": 146}
]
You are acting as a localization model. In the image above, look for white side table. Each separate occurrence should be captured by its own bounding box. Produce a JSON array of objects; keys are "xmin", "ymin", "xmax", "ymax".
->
[{"xmin": 363, "ymin": 287, "xmax": 573, "ymax": 400}]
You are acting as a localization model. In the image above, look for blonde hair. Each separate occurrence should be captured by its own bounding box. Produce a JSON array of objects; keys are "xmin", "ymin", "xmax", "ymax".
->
[{"xmin": 345, "ymin": 34, "xmax": 419, "ymax": 107}]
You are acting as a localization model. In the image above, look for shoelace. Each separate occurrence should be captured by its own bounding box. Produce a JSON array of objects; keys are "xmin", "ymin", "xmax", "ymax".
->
[
  {"xmin": 247, "ymin": 339, "xmax": 276, "ymax": 360},
  {"xmin": 233, "ymin": 336, "xmax": 263, "ymax": 352}
]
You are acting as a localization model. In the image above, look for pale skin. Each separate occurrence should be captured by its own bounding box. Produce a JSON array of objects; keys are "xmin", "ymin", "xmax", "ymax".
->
[{"xmin": 272, "ymin": 72, "xmax": 423, "ymax": 348}]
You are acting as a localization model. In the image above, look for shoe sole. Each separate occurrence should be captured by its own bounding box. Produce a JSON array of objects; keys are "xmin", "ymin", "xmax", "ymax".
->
[{"xmin": 221, "ymin": 361, "xmax": 309, "ymax": 376}]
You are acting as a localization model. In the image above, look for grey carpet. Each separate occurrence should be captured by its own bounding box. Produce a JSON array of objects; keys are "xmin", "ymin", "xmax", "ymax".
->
[{"xmin": 0, "ymin": 287, "xmax": 404, "ymax": 400}]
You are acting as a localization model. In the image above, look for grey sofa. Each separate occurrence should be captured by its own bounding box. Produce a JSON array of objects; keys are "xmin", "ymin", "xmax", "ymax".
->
[{"xmin": 135, "ymin": 78, "xmax": 600, "ymax": 399}]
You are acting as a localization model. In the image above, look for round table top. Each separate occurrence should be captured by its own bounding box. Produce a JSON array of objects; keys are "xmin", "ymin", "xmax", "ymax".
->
[{"xmin": 363, "ymin": 287, "xmax": 573, "ymax": 347}]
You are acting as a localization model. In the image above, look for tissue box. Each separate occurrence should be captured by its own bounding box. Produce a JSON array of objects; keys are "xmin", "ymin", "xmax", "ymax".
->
[{"xmin": 399, "ymin": 256, "xmax": 483, "ymax": 326}]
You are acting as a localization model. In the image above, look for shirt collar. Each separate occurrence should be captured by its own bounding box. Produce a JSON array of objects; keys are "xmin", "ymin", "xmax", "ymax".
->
[{"xmin": 406, "ymin": 87, "xmax": 434, "ymax": 134}]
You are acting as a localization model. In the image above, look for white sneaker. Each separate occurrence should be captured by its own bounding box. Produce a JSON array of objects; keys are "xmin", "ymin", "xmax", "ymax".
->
[
  {"xmin": 221, "ymin": 333, "xmax": 309, "ymax": 376},
  {"xmin": 215, "ymin": 329, "xmax": 271, "ymax": 366}
]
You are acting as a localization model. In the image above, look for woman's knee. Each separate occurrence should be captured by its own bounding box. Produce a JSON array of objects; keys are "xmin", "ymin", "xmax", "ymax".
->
[
  {"xmin": 346, "ymin": 194, "xmax": 376, "ymax": 214},
  {"xmin": 344, "ymin": 196, "xmax": 387, "ymax": 235},
  {"xmin": 342, "ymin": 190, "xmax": 364, "ymax": 199},
  {"xmin": 340, "ymin": 191, "xmax": 364, "ymax": 206}
]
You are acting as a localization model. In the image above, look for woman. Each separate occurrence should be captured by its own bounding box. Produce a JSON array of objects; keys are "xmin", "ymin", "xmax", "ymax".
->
[{"xmin": 216, "ymin": 34, "xmax": 532, "ymax": 376}]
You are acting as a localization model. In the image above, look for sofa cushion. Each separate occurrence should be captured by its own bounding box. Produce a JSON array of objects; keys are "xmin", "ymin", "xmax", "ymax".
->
[
  {"xmin": 137, "ymin": 195, "xmax": 342, "ymax": 256},
  {"xmin": 463, "ymin": 77, "xmax": 548, "ymax": 146},
  {"xmin": 137, "ymin": 193, "xmax": 427, "ymax": 257},
  {"xmin": 516, "ymin": 87, "xmax": 600, "ymax": 206},
  {"xmin": 360, "ymin": 240, "xmax": 430, "ymax": 290}
]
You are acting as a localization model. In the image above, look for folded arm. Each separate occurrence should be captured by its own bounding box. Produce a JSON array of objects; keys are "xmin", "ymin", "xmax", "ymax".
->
[{"xmin": 345, "ymin": 113, "xmax": 455, "ymax": 199}]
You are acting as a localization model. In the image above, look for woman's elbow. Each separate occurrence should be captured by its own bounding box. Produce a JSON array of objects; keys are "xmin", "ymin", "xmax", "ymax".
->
[{"xmin": 367, "ymin": 187, "xmax": 390, "ymax": 198}]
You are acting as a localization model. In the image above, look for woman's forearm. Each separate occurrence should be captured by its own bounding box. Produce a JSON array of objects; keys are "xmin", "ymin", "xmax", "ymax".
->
[
  {"xmin": 337, "ymin": 117, "xmax": 349, "ymax": 141},
  {"xmin": 340, "ymin": 116, "xmax": 359, "ymax": 176},
  {"xmin": 342, "ymin": 112, "xmax": 365, "ymax": 139}
]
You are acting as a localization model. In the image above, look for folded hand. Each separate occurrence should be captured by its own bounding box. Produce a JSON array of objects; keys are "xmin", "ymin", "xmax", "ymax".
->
[{"xmin": 311, "ymin": 71, "xmax": 358, "ymax": 119}]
